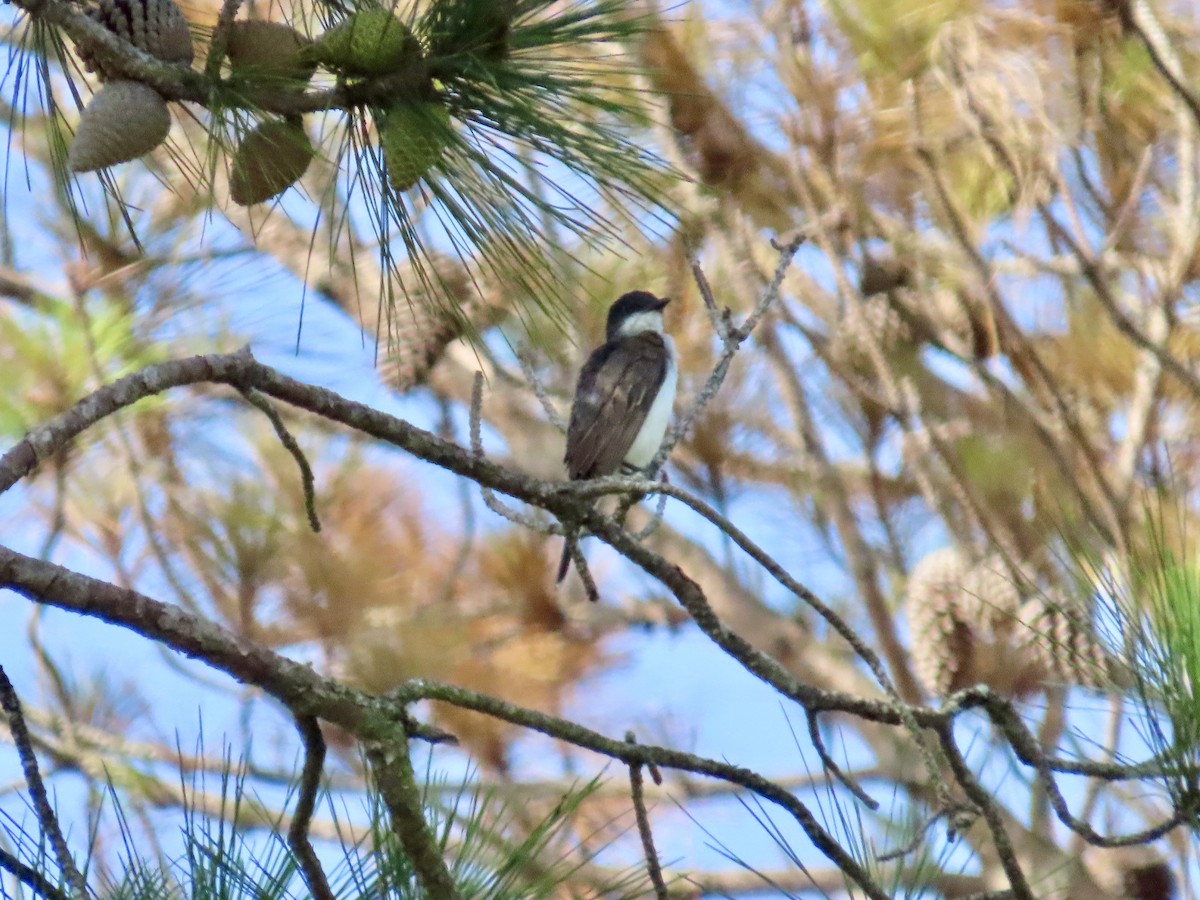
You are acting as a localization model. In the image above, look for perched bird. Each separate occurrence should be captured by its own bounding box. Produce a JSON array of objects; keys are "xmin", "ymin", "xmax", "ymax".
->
[{"xmin": 557, "ymin": 291, "xmax": 677, "ymax": 584}]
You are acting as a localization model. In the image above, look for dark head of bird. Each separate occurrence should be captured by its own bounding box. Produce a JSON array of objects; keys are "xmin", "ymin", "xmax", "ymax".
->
[{"xmin": 605, "ymin": 291, "xmax": 671, "ymax": 341}]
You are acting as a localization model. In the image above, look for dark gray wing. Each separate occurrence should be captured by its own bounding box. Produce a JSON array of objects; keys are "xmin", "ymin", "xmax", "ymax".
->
[{"xmin": 565, "ymin": 332, "xmax": 668, "ymax": 479}]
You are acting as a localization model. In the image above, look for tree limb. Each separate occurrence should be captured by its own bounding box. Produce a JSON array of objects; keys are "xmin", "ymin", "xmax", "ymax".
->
[
  {"xmin": 288, "ymin": 715, "xmax": 335, "ymax": 900},
  {"xmin": 0, "ymin": 665, "xmax": 88, "ymax": 900}
]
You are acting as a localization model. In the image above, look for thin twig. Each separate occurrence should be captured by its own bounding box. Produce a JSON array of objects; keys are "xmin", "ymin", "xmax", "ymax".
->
[
  {"xmin": 978, "ymin": 693, "xmax": 1193, "ymax": 848},
  {"xmin": 555, "ymin": 473, "xmax": 906, "ymax": 702},
  {"xmin": 626, "ymin": 732, "xmax": 668, "ymax": 900},
  {"xmin": 205, "ymin": 0, "xmax": 247, "ymax": 78},
  {"xmin": 935, "ymin": 720, "xmax": 1035, "ymax": 900},
  {"xmin": 36, "ymin": 453, "xmax": 68, "ymax": 561},
  {"xmin": 433, "ymin": 398, "xmax": 479, "ymax": 605},
  {"xmin": 0, "ymin": 845, "xmax": 71, "ymax": 900},
  {"xmin": 630, "ymin": 476, "xmax": 669, "ymax": 540},
  {"xmin": 288, "ymin": 715, "xmax": 335, "ymax": 900},
  {"xmin": 470, "ymin": 371, "xmax": 560, "ymax": 533},
  {"xmin": 875, "ymin": 807, "xmax": 954, "ymax": 863},
  {"xmin": 806, "ymin": 710, "xmax": 879, "ymax": 810},
  {"xmin": 1067, "ymin": 695, "xmax": 1127, "ymax": 856},
  {"xmin": 567, "ymin": 537, "xmax": 601, "ymax": 603},
  {"xmin": 691, "ymin": 251, "xmax": 733, "ymax": 342},
  {"xmin": 240, "ymin": 387, "xmax": 321, "ymax": 533},
  {"xmin": 0, "ymin": 665, "xmax": 88, "ymax": 900},
  {"xmin": 653, "ymin": 235, "xmax": 806, "ymax": 472},
  {"xmin": 516, "ymin": 348, "xmax": 568, "ymax": 434}
]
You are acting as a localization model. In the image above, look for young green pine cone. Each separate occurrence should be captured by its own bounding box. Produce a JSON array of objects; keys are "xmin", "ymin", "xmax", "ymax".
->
[
  {"xmin": 378, "ymin": 102, "xmax": 451, "ymax": 191},
  {"xmin": 310, "ymin": 9, "xmax": 422, "ymax": 76}
]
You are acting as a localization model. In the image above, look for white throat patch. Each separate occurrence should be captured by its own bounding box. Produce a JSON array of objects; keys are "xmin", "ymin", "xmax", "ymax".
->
[{"xmin": 616, "ymin": 310, "xmax": 665, "ymax": 337}]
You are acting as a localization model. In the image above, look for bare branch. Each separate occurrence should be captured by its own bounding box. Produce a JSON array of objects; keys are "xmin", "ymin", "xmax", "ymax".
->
[
  {"xmin": 516, "ymin": 348, "xmax": 568, "ymax": 434},
  {"xmin": 0, "ymin": 846, "xmax": 71, "ymax": 900},
  {"xmin": 626, "ymin": 732, "xmax": 668, "ymax": 900},
  {"xmin": 567, "ymin": 536, "xmax": 602, "ymax": 603},
  {"xmin": 13, "ymin": 0, "xmax": 431, "ymax": 116},
  {"xmin": 364, "ymin": 736, "xmax": 462, "ymax": 900},
  {"xmin": 555, "ymin": 472, "xmax": 926, "ymax": 741},
  {"xmin": 0, "ymin": 544, "xmax": 455, "ymax": 745},
  {"xmin": 288, "ymin": 716, "xmax": 335, "ymax": 900},
  {"xmin": 0, "ymin": 665, "xmax": 88, "ymax": 900},
  {"xmin": 935, "ymin": 720, "xmax": 1034, "ymax": 900},
  {"xmin": 806, "ymin": 710, "xmax": 879, "ymax": 811},
  {"xmin": 240, "ymin": 388, "xmax": 321, "ymax": 533},
  {"xmin": 654, "ymin": 233, "xmax": 807, "ymax": 472}
]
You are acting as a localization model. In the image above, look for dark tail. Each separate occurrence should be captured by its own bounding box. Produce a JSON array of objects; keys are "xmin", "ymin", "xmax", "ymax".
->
[{"xmin": 555, "ymin": 538, "xmax": 572, "ymax": 584}]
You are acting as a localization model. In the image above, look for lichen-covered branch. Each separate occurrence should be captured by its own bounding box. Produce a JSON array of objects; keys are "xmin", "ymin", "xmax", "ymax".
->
[{"xmin": 365, "ymin": 735, "xmax": 462, "ymax": 900}]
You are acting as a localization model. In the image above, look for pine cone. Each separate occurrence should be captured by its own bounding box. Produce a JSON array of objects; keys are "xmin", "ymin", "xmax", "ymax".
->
[
  {"xmin": 959, "ymin": 556, "xmax": 1021, "ymax": 633},
  {"xmin": 226, "ymin": 20, "xmax": 314, "ymax": 84},
  {"xmin": 1124, "ymin": 861, "xmax": 1176, "ymax": 900},
  {"xmin": 860, "ymin": 255, "xmax": 914, "ymax": 296},
  {"xmin": 69, "ymin": 80, "xmax": 170, "ymax": 172},
  {"xmin": 1084, "ymin": 846, "xmax": 1175, "ymax": 900},
  {"xmin": 906, "ymin": 548, "xmax": 1112, "ymax": 698},
  {"xmin": 378, "ymin": 101, "xmax": 451, "ymax": 191},
  {"xmin": 310, "ymin": 9, "xmax": 423, "ymax": 77},
  {"xmin": 830, "ymin": 295, "xmax": 911, "ymax": 368},
  {"xmin": 378, "ymin": 255, "xmax": 505, "ymax": 393},
  {"xmin": 228, "ymin": 119, "xmax": 313, "ymax": 206},
  {"xmin": 906, "ymin": 548, "xmax": 972, "ymax": 697},
  {"xmin": 77, "ymin": 0, "xmax": 194, "ymax": 81},
  {"xmin": 1018, "ymin": 589, "xmax": 1112, "ymax": 689}
]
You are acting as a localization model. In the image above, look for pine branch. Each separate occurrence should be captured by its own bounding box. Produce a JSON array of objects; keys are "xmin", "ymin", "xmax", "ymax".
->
[
  {"xmin": 365, "ymin": 736, "xmax": 462, "ymax": 899},
  {"xmin": 0, "ymin": 666, "xmax": 88, "ymax": 900},
  {"xmin": 288, "ymin": 715, "xmax": 335, "ymax": 900}
]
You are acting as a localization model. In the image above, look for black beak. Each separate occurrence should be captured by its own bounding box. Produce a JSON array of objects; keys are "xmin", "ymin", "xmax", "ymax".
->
[{"xmin": 654, "ymin": 297, "xmax": 671, "ymax": 311}]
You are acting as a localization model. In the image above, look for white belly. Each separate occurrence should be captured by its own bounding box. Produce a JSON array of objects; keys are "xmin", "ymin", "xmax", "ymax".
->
[{"xmin": 623, "ymin": 337, "xmax": 677, "ymax": 469}]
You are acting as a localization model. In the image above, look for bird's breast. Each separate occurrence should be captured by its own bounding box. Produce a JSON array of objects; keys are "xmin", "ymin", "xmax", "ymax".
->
[{"xmin": 623, "ymin": 339, "xmax": 677, "ymax": 469}]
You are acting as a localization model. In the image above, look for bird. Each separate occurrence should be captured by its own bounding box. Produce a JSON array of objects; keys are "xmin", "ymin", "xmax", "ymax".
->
[{"xmin": 556, "ymin": 290, "xmax": 677, "ymax": 584}]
